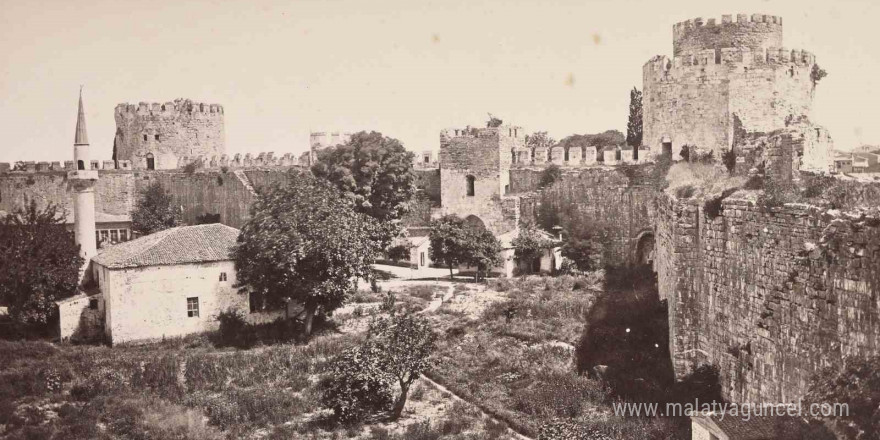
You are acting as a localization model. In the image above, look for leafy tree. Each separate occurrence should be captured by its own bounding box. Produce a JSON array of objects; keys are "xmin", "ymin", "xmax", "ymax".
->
[
  {"xmin": 461, "ymin": 227, "xmax": 502, "ymax": 282},
  {"xmin": 511, "ymin": 225, "xmax": 556, "ymax": 274},
  {"xmin": 0, "ymin": 200, "xmax": 83, "ymax": 326},
  {"xmin": 805, "ymin": 355, "xmax": 880, "ymax": 439},
  {"xmin": 311, "ymin": 131, "xmax": 416, "ymax": 247},
  {"xmin": 368, "ymin": 312, "xmax": 438, "ymax": 419},
  {"xmin": 386, "ymin": 242, "xmax": 412, "ymax": 263},
  {"xmin": 626, "ymin": 87, "xmax": 643, "ymax": 148},
  {"xmin": 539, "ymin": 164, "xmax": 563, "ymax": 189},
  {"xmin": 131, "ymin": 181, "xmax": 182, "ymax": 236},
  {"xmin": 428, "ymin": 215, "xmax": 472, "ymax": 279},
  {"xmin": 556, "ymin": 130, "xmax": 625, "ymax": 162},
  {"xmin": 233, "ymin": 172, "xmax": 382, "ymax": 336},
  {"xmin": 525, "ymin": 131, "xmax": 556, "ymax": 151},
  {"xmin": 538, "ymin": 199, "xmax": 609, "ymax": 272}
]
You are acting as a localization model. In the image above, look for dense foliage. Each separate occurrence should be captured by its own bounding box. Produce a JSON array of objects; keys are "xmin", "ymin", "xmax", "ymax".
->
[
  {"xmin": 428, "ymin": 215, "xmax": 501, "ymax": 281},
  {"xmin": 555, "ymin": 130, "xmax": 625, "ymax": 161},
  {"xmin": 321, "ymin": 343, "xmax": 395, "ymax": 423},
  {"xmin": 537, "ymin": 200, "xmax": 610, "ymax": 272},
  {"xmin": 233, "ymin": 172, "xmax": 382, "ymax": 335},
  {"xmin": 806, "ymin": 355, "xmax": 880, "ymax": 440},
  {"xmin": 626, "ymin": 87, "xmax": 643, "ymax": 148},
  {"xmin": 131, "ymin": 181, "xmax": 182, "ymax": 236},
  {"xmin": 538, "ymin": 164, "xmax": 563, "ymax": 189},
  {"xmin": 311, "ymin": 131, "xmax": 416, "ymax": 246},
  {"xmin": 525, "ymin": 131, "xmax": 556, "ymax": 153},
  {"xmin": 0, "ymin": 201, "xmax": 84, "ymax": 326},
  {"xmin": 511, "ymin": 225, "xmax": 556, "ymax": 274}
]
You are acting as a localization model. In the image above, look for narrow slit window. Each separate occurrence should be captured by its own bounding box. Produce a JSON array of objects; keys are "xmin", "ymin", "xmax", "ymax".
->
[
  {"xmin": 219, "ymin": 272, "xmax": 227, "ymax": 282},
  {"xmin": 466, "ymin": 175, "xmax": 475, "ymax": 197}
]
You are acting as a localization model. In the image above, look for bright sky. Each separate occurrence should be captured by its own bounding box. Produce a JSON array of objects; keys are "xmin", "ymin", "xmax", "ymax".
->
[{"xmin": 1, "ymin": 0, "xmax": 878, "ymax": 163}]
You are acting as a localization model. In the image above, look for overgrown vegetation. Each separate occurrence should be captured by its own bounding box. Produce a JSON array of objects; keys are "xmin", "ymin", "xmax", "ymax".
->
[
  {"xmin": 538, "ymin": 164, "xmax": 562, "ymax": 189},
  {"xmin": 428, "ymin": 271, "xmax": 686, "ymax": 439},
  {"xmin": 428, "ymin": 215, "xmax": 502, "ymax": 281},
  {"xmin": 0, "ymin": 201, "xmax": 83, "ymax": 330},
  {"xmin": 131, "ymin": 181, "xmax": 183, "ymax": 236},
  {"xmin": 805, "ymin": 354, "xmax": 880, "ymax": 440}
]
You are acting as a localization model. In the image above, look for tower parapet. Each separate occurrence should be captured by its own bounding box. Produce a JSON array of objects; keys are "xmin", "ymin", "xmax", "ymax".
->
[
  {"xmin": 673, "ymin": 14, "xmax": 783, "ymax": 56},
  {"xmin": 114, "ymin": 98, "xmax": 225, "ymax": 170},
  {"xmin": 643, "ymin": 15, "xmax": 827, "ymax": 166}
]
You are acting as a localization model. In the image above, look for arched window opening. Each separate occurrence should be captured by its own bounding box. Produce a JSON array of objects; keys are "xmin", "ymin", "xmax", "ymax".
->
[
  {"xmin": 511, "ymin": 149, "xmax": 517, "ymax": 164},
  {"xmin": 77, "ymin": 160, "xmax": 85, "ymax": 170},
  {"xmin": 143, "ymin": 134, "xmax": 148, "ymax": 142},
  {"xmin": 564, "ymin": 148, "xmax": 569, "ymax": 162},
  {"xmin": 146, "ymin": 153, "xmax": 155, "ymax": 171},
  {"xmin": 466, "ymin": 175, "xmax": 475, "ymax": 197}
]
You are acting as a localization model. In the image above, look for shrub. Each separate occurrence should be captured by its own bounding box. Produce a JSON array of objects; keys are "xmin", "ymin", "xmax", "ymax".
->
[
  {"xmin": 674, "ymin": 185, "xmax": 695, "ymax": 199},
  {"xmin": 538, "ymin": 164, "xmax": 563, "ymax": 189},
  {"xmin": 320, "ymin": 344, "xmax": 394, "ymax": 423},
  {"xmin": 703, "ymin": 187, "xmax": 738, "ymax": 220},
  {"xmin": 743, "ymin": 175, "xmax": 764, "ymax": 190},
  {"xmin": 183, "ymin": 161, "xmax": 201, "ymax": 174},
  {"xmin": 721, "ymin": 148, "xmax": 737, "ymax": 174},
  {"xmin": 217, "ymin": 309, "xmax": 250, "ymax": 348}
]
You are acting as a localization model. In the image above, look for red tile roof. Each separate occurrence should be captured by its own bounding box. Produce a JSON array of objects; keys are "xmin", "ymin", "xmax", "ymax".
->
[{"xmin": 92, "ymin": 224, "xmax": 239, "ymax": 269}]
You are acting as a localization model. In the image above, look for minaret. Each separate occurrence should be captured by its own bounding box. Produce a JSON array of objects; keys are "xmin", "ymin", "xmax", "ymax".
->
[{"xmin": 70, "ymin": 88, "xmax": 99, "ymax": 281}]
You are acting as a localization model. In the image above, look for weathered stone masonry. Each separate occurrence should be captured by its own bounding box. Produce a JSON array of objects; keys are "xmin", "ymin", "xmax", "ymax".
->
[{"xmin": 657, "ymin": 194, "xmax": 880, "ymax": 403}]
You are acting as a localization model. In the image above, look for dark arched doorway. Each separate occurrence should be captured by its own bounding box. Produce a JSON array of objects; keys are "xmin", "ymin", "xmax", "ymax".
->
[
  {"xmin": 635, "ymin": 232, "xmax": 655, "ymax": 267},
  {"xmin": 146, "ymin": 153, "xmax": 155, "ymax": 170},
  {"xmin": 463, "ymin": 215, "xmax": 486, "ymax": 232}
]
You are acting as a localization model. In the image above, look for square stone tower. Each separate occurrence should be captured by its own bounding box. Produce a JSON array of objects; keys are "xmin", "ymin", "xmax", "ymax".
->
[{"xmin": 439, "ymin": 125, "xmax": 523, "ymax": 235}]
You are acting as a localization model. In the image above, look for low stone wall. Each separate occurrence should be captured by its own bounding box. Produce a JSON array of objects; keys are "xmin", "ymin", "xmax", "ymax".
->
[{"xmin": 657, "ymin": 192, "xmax": 880, "ymax": 403}]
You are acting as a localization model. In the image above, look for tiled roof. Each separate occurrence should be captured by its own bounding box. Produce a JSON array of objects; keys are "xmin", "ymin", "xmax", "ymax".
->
[
  {"xmin": 92, "ymin": 224, "xmax": 240, "ymax": 269},
  {"xmin": 695, "ymin": 413, "xmax": 794, "ymax": 440}
]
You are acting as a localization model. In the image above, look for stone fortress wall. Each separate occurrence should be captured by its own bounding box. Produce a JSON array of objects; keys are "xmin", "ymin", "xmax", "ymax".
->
[
  {"xmin": 656, "ymin": 194, "xmax": 880, "ymax": 403},
  {"xmin": 643, "ymin": 14, "xmax": 822, "ymax": 161},
  {"xmin": 114, "ymin": 99, "xmax": 225, "ymax": 170}
]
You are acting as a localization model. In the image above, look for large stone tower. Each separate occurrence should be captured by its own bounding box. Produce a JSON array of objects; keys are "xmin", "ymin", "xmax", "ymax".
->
[
  {"xmin": 438, "ymin": 124, "xmax": 523, "ymax": 235},
  {"xmin": 113, "ymin": 99, "xmax": 225, "ymax": 170},
  {"xmin": 643, "ymin": 14, "xmax": 820, "ymax": 161},
  {"xmin": 70, "ymin": 89, "xmax": 98, "ymax": 279}
]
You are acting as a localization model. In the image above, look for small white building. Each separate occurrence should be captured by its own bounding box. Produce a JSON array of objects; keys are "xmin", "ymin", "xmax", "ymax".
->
[
  {"xmin": 457, "ymin": 228, "xmax": 562, "ymax": 278},
  {"xmin": 59, "ymin": 223, "xmax": 283, "ymax": 344}
]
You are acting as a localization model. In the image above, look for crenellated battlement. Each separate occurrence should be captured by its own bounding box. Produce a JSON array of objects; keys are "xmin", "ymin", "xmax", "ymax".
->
[
  {"xmin": 672, "ymin": 13, "xmax": 783, "ymax": 57},
  {"xmin": 643, "ymin": 46, "xmax": 816, "ymax": 79},
  {"xmin": 115, "ymin": 99, "xmax": 224, "ymax": 117},
  {"xmin": 673, "ymin": 14, "xmax": 782, "ymax": 34},
  {"xmin": 176, "ymin": 151, "xmax": 307, "ymax": 170}
]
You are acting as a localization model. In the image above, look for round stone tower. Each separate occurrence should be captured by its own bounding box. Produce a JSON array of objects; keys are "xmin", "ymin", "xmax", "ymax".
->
[
  {"xmin": 113, "ymin": 99, "xmax": 225, "ymax": 170},
  {"xmin": 643, "ymin": 14, "xmax": 819, "ymax": 159}
]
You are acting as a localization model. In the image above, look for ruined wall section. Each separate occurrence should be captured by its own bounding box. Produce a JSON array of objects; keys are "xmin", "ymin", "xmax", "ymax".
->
[
  {"xmin": 673, "ymin": 14, "xmax": 783, "ymax": 56},
  {"xmin": 658, "ymin": 192, "xmax": 880, "ymax": 403},
  {"xmin": 643, "ymin": 46, "xmax": 816, "ymax": 160},
  {"xmin": 439, "ymin": 126, "xmax": 522, "ymax": 234},
  {"xmin": 518, "ymin": 168, "xmax": 656, "ymax": 266},
  {"xmin": 114, "ymin": 100, "xmax": 225, "ymax": 170}
]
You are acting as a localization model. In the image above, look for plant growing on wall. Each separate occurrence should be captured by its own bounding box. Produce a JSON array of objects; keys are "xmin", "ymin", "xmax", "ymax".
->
[
  {"xmin": 233, "ymin": 172, "xmax": 382, "ymax": 336},
  {"xmin": 486, "ymin": 113, "xmax": 503, "ymax": 128},
  {"xmin": 805, "ymin": 355, "xmax": 880, "ymax": 440},
  {"xmin": 0, "ymin": 200, "xmax": 83, "ymax": 327},
  {"xmin": 810, "ymin": 64, "xmax": 828, "ymax": 85},
  {"xmin": 538, "ymin": 164, "xmax": 563, "ymax": 189},
  {"xmin": 131, "ymin": 181, "xmax": 182, "ymax": 235},
  {"xmin": 311, "ymin": 131, "xmax": 416, "ymax": 248},
  {"xmin": 626, "ymin": 87, "xmax": 643, "ymax": 148}
]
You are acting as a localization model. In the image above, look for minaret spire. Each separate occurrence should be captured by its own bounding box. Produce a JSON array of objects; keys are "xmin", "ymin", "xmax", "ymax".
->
[{"xmin": 75, "ymin": 86, "xmax": 89, "ymax": 145}]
